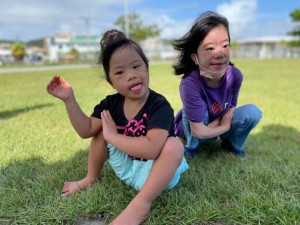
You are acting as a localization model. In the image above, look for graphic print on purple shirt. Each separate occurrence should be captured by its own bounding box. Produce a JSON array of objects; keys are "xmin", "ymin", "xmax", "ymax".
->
[
  {"xmin": 179, "ymin": 66, "xmax": 242, "ymax": 123},
  {"xmin": 209, "ymin": 102, "xmax": 224, "ymax": 115}
]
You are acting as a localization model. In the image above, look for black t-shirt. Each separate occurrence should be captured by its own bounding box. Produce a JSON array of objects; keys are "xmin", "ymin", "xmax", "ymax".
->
[{"xmin": 91, "ymin": 89, "xmax": 175, "ymax": 137}]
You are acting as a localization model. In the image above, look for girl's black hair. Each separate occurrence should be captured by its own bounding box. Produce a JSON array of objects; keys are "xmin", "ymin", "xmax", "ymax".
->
[
  {"xmin": 98, "ymin": 29, "xmax": 149, "ymax": 83},
  {"xmin": 172, "ymin": 11, "xmax": 231, "ymax": 77}
]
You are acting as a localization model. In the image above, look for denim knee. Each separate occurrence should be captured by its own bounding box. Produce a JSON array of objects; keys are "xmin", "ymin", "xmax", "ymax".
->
[
  {"xmin": 222, "ymin": 104, "xmax": 262, "ymax": 144},
  {"xmin": 242, "ymin": 104, "xmax": 262, "ymax": 128}
]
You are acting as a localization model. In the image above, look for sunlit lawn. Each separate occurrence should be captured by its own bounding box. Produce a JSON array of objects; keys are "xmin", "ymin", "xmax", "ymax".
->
[{"xmin": 0, "ymin": 58, "xmax": 299, "ymax": 224}]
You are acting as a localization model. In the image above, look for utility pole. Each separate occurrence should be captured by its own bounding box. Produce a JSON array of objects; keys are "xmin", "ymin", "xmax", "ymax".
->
[{"xmin": 81, "ymin": 16, "xmax": 90, "ymax": 38}]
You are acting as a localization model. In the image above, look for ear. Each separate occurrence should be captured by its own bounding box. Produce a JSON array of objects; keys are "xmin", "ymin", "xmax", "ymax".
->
[{"xmin": 191, "ymin": 54, "xmax": 198, "ymax": 65}]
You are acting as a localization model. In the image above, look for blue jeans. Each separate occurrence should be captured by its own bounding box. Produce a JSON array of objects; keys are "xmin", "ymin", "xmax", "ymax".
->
[{"xmin": 182, "ymin": 104, "xmax": 262, "ymax": 158}]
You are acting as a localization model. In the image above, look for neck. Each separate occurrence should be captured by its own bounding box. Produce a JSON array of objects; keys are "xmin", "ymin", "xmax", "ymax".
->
[
  {"xmin": 203, "ymin": 76, "xmax": 224, "ymax": 88},
  {"xmin": 123, "ymin": 89, "xmax": 150, "ymax": 119}
]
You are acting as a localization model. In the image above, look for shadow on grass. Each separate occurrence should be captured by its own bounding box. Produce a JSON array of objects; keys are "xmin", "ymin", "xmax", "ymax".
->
[
  {"xmin": 259, "ymin": 124, "xmax": 300, "ymax": 144},
  {"xmin": 0, "ymin": 124, "xmax": 299, "ymax": 224},
  {"xmin": 186, "ymin": 124, "xmax": 300, "ymax": 159},
  {"xmin": 0, "ymin": 103, "xmax": 53, "ymax": 120},
  {"xmin": 0, "ymin": 148, "xmax": 118, "ymax": 225}
]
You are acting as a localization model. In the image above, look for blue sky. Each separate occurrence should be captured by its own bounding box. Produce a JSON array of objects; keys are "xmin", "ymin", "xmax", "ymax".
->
[{"xmin": 0, "ymin": 0, "xmax": 299, "ymax": 41}]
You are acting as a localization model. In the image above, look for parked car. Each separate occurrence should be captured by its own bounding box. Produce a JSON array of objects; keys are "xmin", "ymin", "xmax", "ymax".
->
[
  {"xmin": 23, "ymin": 55, "xmax": 43, "ymax": 64},
  {"xmin": 0, "ymin": 55, "xmax": 15, "ymax": 64}
]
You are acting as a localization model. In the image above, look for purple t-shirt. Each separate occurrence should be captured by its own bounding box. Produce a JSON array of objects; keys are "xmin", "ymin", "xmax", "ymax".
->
[{"xmin": 175, "ymin": 65, "xmax": 243, "ymax": 138}]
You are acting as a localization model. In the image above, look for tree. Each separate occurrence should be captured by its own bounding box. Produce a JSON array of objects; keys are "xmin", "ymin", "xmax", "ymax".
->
[
  {"xmin": 11, "ymin": 42, "xmax": 26, "ymax": 62},
  {"xmin": 114, "ymin": 12, "xmax": 160, "ymax": 41},
  {"xmin": 287, "ymin": 8, "xmax": 300, "ymax": 46},
  {"xmin": 69, "ymin": 47, "xmax": 80, "ymax": 60},
  {"xmin": 27, "ymin": 38, "xmax": 44, "ymax": 48}
]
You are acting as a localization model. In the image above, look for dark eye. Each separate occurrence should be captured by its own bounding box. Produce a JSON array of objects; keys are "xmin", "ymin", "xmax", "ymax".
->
[
  {"xmin": 133, "ymin": 64, "xmax": 141, "ymax": 69},
  {"xmin": 206, "ymin": 47, "xmax": 214, "ymax": 51},
  {"xmin": 115, "ymin": 71, "xmax": 123, "ymax": 75},
  {"xmin": 224, "ymin": 44, "xmax": 231, "ymax": 48}
]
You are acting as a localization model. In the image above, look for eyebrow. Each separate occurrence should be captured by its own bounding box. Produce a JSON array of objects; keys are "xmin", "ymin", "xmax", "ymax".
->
[
  {"xmin": 130, "ymin": 59, "xmax": 143, "ymax": 64},
  {"xmin": 203, "ymin": 39, "xmax": 230, "ymax": 47}
]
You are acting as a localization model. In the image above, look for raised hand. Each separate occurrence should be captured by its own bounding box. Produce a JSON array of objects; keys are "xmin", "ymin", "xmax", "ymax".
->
[
  {"xmin": 46, "ymin": 75, "xmax": 74, "ymax": 102},
  {"xmin": 101, "ymin": 110, "xmax": 118, "ymax": 143}
]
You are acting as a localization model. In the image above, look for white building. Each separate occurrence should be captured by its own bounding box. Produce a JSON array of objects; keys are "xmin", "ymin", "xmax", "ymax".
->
[
  {"xmin": 45, "ymin": 32, "xmax": 100, "ymax": 62},
  {"xmin": 0, "ymin": 43, "xmax": 14, "ymax": 64},
  {"xmin": 234, "ymin": 36, "xmax": 300, "ymax": 58},
  {"xmin": 139, "ymin": 38, "xmax": 177, "ymax": 61}
]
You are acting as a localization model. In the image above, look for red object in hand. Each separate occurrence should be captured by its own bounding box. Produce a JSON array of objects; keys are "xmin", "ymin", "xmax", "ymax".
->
[{"xmin": 53, "ymin": 75, "xmax": 62, "ymax": 85}]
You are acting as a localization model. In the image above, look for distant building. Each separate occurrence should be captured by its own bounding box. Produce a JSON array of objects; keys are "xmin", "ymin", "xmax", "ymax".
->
[
  {"xmin": 24, "ymin": 46, "xmax": 48, "ymax": 64},
  {"xmin": 139, "ymin": 38, "xmax": 177, "ymax": 61},
  {"xmin": 141, "ymin": 36, "xmax": 300, "ymax": 61},
  {"xmin": 233, "ymin": 36, "xmax": 300, "ymax": 59},
  {"xmin": 2, "ymin": 33, "xmax": 299, "ymax": 66},
  {"xmin": 45, "ymin": 31, "xmax": 100, "ymax": 62},
  {"xmin": 0, "ymin": 43, "xmax": 14, "ymax": 64},
  {"xmin": 0, "ymin": 42, "xmax": 47, "ymax": 65},
  {"xmin": 44, "ymin": 34, "xmax": 177, "ymax": 63}
]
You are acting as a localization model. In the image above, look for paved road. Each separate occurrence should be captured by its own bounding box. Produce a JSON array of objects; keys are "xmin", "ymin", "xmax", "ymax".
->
[{"xmin": 0, "ymin": 64, "xmax": 96, "ymax": 73}]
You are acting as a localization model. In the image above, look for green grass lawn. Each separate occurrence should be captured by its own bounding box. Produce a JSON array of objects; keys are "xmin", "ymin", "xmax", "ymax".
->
[{"xmin": 0, "ymin": 59, "xmax": 299, "ymax": 225}]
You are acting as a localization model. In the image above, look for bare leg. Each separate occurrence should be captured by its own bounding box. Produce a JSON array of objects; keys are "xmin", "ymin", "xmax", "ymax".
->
[
  {"xmin": 61, "ymin": 131, "xmax": 108, "ymax": 197},
  {"xmin": 109, "ymin": 137, "xmax": 184, "ymax": 225}
]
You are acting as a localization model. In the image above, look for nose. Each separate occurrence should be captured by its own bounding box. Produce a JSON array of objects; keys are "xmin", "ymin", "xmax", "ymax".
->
[
  {"xmin": 126, "ymin": 70, "xmax": 137, "ymax": 81},
  {"xmin": 214, "ymin": 48, "xmax": 228, "ymax": 59}
]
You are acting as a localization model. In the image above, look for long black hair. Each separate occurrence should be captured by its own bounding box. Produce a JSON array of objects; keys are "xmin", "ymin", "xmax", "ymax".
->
[{"xmin": 172, "ymin": 11, "xmax": 231, "ymax": 77}]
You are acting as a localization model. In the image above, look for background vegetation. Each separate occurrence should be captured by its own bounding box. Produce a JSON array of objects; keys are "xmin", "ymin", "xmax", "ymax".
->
[
  {"xmin": 0, "ymin": 58, "xmax": 299, "ymax": 224},
  {"xmin": 288, "ymin": 8, "xmax": 300, "ymax": 46}
]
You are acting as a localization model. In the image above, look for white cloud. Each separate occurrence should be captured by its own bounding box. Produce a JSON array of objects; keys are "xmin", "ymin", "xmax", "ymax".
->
[
  {"xmin": 216, "ymin": 0, "xmax": 257, "ymax": 40},
  {"xmin": 142, "ymin": 0, "xmax": 259, "ymax": 40},
  {"xmin": 151, "ymin": 15, "xmax": 193, "ymax": 39},
  {"xmin": 0, "ymin": 0, "xmax": 296, "ymax": 41},
  {"xmin": 0, "ymin": 0, "xmax": 137, "ymax": 40}
]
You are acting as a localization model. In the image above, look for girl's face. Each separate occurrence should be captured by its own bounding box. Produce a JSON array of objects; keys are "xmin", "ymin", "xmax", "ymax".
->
[
  {"xmin": 108, "ymin": 46, "xmax": 149, "ymax": 101},
  {"xmin": 193, "ymin": 25, "xmax": 230, "ymax": 73}
]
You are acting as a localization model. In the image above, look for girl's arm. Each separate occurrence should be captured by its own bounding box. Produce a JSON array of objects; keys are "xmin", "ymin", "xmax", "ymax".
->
[
  {"xmin": 190, "ymin": 108, "xmax": 234, "ymax": 139},
  {"xmin": 101, "ymin": 110, "xmax": 168, "ymax": 160},
  {"xmin": 63, "ymin": 99, "xmax": 102, "ymax": 138},
  {"xmin": 230, "ymin": 67, "xmax": 243, "ymax": 107},
  {"xmin": 46, "ymin": 76, "xmax": 101, "ymax": 138}
]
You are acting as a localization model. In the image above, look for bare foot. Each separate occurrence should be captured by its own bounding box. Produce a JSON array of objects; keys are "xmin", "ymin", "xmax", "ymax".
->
[
  {"xmin": 109, "ymin": 199, "xmax": 151, "ymax": 225},
  {"xmin": 61, "ymin": 177, "xmax": 97, "ymax": 197}
]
